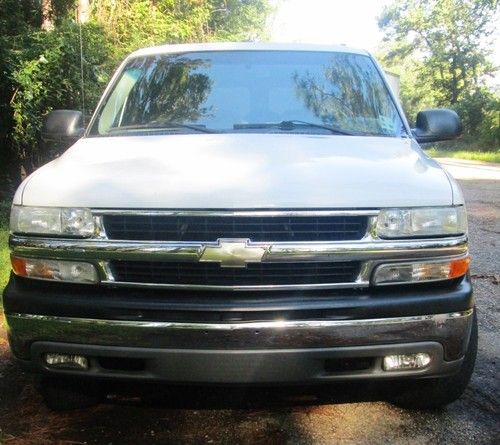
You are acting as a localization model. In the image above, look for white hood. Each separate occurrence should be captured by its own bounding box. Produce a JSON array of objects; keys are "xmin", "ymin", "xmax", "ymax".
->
[{"xmin": 19, "ymin": 134, "xmax": 454, "ymax": 209}]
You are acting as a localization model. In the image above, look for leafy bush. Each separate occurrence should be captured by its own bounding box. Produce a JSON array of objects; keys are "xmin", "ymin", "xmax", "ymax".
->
[
  {"xmin": 453, "ymin": 89, "xmax": 500, "ymax": 149},
  {"xmin": 9, "ymin": 22, "xmax": 111, "ymax": 169},
  {"xmin": 0, "ymin": 0, "xmax": 271, "ymax": 200}
]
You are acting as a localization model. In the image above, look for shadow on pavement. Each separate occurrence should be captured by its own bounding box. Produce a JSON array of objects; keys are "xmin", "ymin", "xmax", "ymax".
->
[{"xmin": 100, "ymin": 380, "xmax": 392, "ymax": 410}]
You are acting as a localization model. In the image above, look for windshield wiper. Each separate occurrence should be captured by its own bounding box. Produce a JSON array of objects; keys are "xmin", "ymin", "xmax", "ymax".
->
[
  {"xmin": 233, "ymin": 120, "xmax": 355, "ymax": 135},
  {"xmin": 107, "ymin": 122, "xmax": 220, "ymax": 134}
]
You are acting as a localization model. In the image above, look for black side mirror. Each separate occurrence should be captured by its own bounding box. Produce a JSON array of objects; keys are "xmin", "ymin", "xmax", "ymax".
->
[
  {"xmin": 411, "ymin": 109, "xmax": 461, "ymax": 144},
  {"xmin": 42, "ymin": 110, "xmax": 84, "ymax": 146}
]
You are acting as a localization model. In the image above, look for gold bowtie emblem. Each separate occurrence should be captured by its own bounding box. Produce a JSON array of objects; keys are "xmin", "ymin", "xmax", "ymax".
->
[{"xmin": 199, "ymin": 239, "xmax": 268, "ymax": 268}]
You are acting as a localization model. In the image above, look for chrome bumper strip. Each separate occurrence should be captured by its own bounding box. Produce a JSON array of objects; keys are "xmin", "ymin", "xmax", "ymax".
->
[
  {"xmin": 10, "ymin": 235, "xmax": 468, "ymax": 263},
  {"xmin": 6, "ymin": 309, "xmax": 474, "ymax": 362}
]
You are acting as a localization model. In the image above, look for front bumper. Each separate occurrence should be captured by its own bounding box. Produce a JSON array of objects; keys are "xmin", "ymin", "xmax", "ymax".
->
[{"xmin": 5, "ymin": 309, "xmax": 474, "ymax": 383}]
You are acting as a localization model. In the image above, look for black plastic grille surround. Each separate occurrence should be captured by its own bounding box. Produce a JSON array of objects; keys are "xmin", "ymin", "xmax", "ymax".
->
[
  {"xmin": 110, "ymin": 261, "xmax": 361, "ymax": 287},
  {"xmin": 102, "ymin": 214, "xmax": 368, "ymax": 242}
]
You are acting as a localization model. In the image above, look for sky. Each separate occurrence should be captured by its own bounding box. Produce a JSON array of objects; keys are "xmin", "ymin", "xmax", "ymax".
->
[
  {"xmin": 269, "ymin": 0, "xmax": 500, "ymax": 69},
  {"xmin": 270, "ymin": 0, "xmax": 392, "ymax": 53}
]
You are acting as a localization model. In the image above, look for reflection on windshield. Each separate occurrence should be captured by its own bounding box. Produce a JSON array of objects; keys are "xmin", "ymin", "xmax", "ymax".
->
[
  {"xmin": 293, "ymin": 54, "xmax": 399, "ymax": 135},
  {"xmin": 91, "ymin": 51, "xmax": 404, "ymax": 137},
  {"xmin": 98, "ymin": 56, "xmax": 213, "ymax": 133}
]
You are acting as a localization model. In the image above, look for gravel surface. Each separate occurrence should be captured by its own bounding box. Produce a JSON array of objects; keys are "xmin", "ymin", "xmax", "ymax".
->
[{"xmin": 0, "ymin": 158, "xmax": 498, "ymax": 445}]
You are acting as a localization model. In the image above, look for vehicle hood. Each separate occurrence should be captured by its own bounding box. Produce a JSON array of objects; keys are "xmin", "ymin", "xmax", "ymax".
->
[{"xmin": 19, "ymin": 134, "xmax": 454, "ymax": 208}]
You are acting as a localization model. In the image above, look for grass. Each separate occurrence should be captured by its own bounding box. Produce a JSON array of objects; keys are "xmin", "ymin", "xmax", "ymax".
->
[
  {"xmin": 0, "ymin": 201, "xmax": 10, "ymax": 307},
  {"xmin": 425, "ymin": 148, "xmax": 500, "ymax": 163},
  {"xmin": 0, "ymin": 228, "xmax": 8, "ymax": 294}
]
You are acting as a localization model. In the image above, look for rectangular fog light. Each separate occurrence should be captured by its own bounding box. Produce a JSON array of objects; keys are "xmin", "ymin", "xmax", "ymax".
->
[
  {"xmin": 44, "ymin": 353, "xmax": 89, "ymax": 370},
  {"xmin": 383, "ymin": 353, "xmax": 431, "ymax": 371}
]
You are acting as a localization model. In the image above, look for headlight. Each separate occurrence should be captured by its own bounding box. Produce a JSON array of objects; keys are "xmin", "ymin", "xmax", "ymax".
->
[
  {"xmin": 376, "ymin": 206, "xmax": 467, "ymax": 238},
  {"xmin": 10, "ymin": 206, "xmax": 95, "ymax": 237}
]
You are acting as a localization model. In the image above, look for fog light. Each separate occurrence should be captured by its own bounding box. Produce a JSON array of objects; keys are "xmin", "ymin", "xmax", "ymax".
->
[
  {"xmin": 11, "ymin": 256, "xmax": 98, "ymax": 284},
  {"xmin": 44, "ymin": 353, "xmax": 89, "ymax": 370},
  {"xmin": 383, "ymin": 353, "xmax": 431, "ymax": 371}
]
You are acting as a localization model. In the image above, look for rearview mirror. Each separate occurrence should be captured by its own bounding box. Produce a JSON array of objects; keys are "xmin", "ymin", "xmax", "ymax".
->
[
  {"xmin": 411, "ymin": 109, "xmax": 461, "ymax": 144},
  {"xmin": 42, "ymin": 110, "xmax": 84, "ymax": 145}
]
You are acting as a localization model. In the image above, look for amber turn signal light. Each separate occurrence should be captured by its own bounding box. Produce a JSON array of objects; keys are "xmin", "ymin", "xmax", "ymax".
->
[
  {"xmin": 374, "ymin": 256, "xmax": 470, "ymax": 285},
  {"xmin": 10, "ymin": 256, "xmax": 99, "ymax": 284},
  {"xmin": 448, "ymin": 257, "xmax": 471, "ymax": 279}
]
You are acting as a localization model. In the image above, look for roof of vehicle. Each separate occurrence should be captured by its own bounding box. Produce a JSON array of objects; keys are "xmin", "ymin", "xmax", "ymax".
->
[{"xmin": 129, "ymin": 42, "xmax": 370, "ymax": 59}]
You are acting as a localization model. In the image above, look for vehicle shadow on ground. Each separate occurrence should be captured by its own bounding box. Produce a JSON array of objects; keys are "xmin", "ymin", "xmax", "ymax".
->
[
  {"xmin": 0, "ymin": 368, "xmax": 401, "ymax": 444},
  {"xmin": 70, "ymin": 382, "xmax": 405, "ymax": 445},
  {"xmin": 102, "ymin": 380, "xmax": 391, "ymax": 410}
]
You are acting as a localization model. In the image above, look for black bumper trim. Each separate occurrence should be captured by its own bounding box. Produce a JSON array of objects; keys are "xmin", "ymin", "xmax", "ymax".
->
[
  {"xmin": 23, "ymin": 341, "xmax": 462, "ymax": 384},
  {"xmin": 2, "ymin": 274, "xmax": 474, "ymax": 323}
]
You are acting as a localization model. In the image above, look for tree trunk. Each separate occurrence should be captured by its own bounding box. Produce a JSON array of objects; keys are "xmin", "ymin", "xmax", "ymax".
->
[
  {"xmin": 41, "ymin": 0, "xmax": 54, "ymax": 31},
  {"xmin": 77, "ymin": 0, "xmax": 90, "ymax": 24}
]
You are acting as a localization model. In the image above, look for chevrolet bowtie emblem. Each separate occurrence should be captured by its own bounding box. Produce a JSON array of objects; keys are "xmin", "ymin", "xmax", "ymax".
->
[{"xmin": 199, "ymin": 239, "xmax": 268, "ymax": 268}]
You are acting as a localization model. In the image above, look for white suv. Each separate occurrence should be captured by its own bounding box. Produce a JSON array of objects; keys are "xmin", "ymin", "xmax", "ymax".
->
[{"xmin": 4, "ymin": 43, "xmax": 475, "ymax": 411}]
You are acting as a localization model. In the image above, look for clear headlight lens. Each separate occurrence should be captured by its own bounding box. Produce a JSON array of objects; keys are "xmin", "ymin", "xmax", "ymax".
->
[
  {"xmin": 377, "ymin": 206, "xmax": 467, "ymax": 238},
  {"xmin": 10, "ymin": 206, "xmax": 94, "ymax": 237}
]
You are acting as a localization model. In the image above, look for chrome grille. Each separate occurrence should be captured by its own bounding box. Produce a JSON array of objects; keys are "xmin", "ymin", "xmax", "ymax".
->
[{"xmin": 102, "ymin": 214, "xmax": 368, "ymax": 242}]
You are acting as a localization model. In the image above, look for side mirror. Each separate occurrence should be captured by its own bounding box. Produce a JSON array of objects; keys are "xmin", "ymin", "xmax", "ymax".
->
[
  {"xmin": 411, "ymin": 109, "xmax": 461, "ymax": 144},
  {"xmin": 42, "ymin": 110, "xmax": 84, "ymax": 145}
]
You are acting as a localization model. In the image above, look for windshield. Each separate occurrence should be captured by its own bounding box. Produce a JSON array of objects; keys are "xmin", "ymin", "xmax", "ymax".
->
[{"xmin": 89, "ymin": 51, "xmax": 405, "ymax": 137}]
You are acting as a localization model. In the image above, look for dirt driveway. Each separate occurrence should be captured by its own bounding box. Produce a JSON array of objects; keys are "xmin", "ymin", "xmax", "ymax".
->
[{"xmin": 0, "ymin": 158, "xmax": 498, "ymax": 445}]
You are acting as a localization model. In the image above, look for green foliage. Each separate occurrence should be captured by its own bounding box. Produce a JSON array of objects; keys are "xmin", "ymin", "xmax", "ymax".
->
[
  {"xmin": 378, "ymin": 0, "xmax": 500, "ymax": 149},
  {"xmin": 454, "ymin": 88, "xmax": 500, "ymax": 147},
  {"xmin": 89, "ymin": 0, "xmax": 271, "ymax": 59},
  {"xmin": 9, "ymin": 22, "xmax": 111, "ymax": 167},
  {"xmin": 0, "ymin": 201, "xmax": 10, "ymax": 303},
  {"xmin": 379, "ymin": 0, "xmax": 498, "ymax": 105},
  {"xmin": 425, "ymin": 147, "xmax": 500, "ymax": 163},
  {"xmin": 91, "ymin": 0, "xmax": 208, "ymax": 57},
  {"xmin": 0, "ymin": 0, "xmax": 272, "ymax": 200},
  {"xmin": 206, "ymin": 0, "xmax": 272, "ymax": 41}
]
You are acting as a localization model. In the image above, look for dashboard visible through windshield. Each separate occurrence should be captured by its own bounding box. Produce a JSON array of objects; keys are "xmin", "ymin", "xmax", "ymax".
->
[{"xmin": 89, "ymin": 50, "xmax": 405, "ymax": 137}]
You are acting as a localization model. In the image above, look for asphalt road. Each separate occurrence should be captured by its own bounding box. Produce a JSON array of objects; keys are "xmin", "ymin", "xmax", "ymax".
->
[{"xmin": 0, "ymin": 158, "xmax": 498, "ymax": 445}]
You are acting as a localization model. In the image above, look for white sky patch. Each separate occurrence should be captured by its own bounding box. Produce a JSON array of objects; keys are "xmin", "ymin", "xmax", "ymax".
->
[{"xmin": 270, "ymin": 0, "xmax": 391, "ymax": 53}]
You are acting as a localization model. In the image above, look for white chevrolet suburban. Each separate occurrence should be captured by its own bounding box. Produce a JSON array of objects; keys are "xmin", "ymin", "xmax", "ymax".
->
[{"xmin": 4, "ymin": 43, "xmax": 476, "ymax": 411}]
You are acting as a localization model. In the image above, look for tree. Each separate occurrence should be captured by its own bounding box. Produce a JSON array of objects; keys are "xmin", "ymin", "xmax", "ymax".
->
[
  {"xmin": 206, "ymin": 0, "xmax": 272, "ymax": 41},
  {"xmin": 379, "ymin": 0, "xmax": 498, "ymax": 105},
  {"xmin": 0, "ymin": 0, "xmax": 273, "ymax": 199},
  {"xmin": 378, "ymin": 0, "xmax": 499, "ymax": 147},
  {"xmin": 41, "ymin": 0, "xmax": 54, "ymax": 30},
  {"xmin": 89, "ymin": 0, "xmax": 271, "ymax": 59},
  {"xmin": 77, "ymin": 0, "xmax": 90, "ymax": 23}
]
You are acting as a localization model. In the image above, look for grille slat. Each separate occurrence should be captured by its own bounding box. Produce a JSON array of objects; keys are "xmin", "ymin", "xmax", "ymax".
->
[
  {"xmin": 110, "ymin": 261, "xmax": 361, "ymax": 286},
  {"xmin": 103, "ymin": 215, "xmax": 368, "ymax": 242}
]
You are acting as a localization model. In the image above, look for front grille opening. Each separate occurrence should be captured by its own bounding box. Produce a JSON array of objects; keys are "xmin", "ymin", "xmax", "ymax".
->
[
  {"xmin": 109, "ymin": 261, "xmax": 361, "ymax": 287},
  {"xmin": 324, "ymin": 357, "xmax": 374, "ymax": 373},
  {"xmin": 111, "ymin": 308, "xmax": 353, "ymax": 323},
  {"xmin": 103, "ymin": 214, "xmax": 368, "ymax": 242},
  {"xmin": 97, "ymin": 357, "xmax": 146, "ymax": 372}
]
